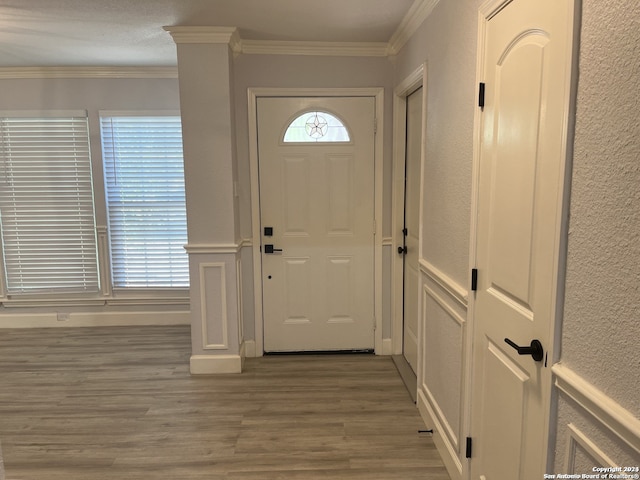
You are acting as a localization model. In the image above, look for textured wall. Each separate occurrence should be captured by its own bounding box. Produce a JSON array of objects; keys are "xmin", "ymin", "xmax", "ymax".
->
[
  {"xmin": 394, "ymin": 0, "xmax": 481, "ymax": 288},
  {"xmin": 560, "ymin": 0, "xmax": 640, "ymax": 416}
]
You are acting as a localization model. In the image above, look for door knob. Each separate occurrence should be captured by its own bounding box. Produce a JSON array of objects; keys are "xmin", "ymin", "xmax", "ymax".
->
[
  {"xmin": 504, "ymin": 338, "xmax": 544, "ymax": 362},
  {"xmin": 398, "ymin": 245, "xmax": 407, "ymax": 255}
]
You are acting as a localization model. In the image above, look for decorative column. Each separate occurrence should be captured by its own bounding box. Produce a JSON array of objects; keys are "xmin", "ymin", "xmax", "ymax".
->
[{"xmin": 165, "ymin": 26, "xmax": 244, "ymax": 373}]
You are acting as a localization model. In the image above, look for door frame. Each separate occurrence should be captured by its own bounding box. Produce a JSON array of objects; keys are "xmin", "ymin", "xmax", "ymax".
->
[
  {"xmin": 391, "ymin": 64, "xmax": 426, "ymax": 356},
  {"xmin": 248, "ymin": 87, "xmax": 385, "ymax": 356},
  {"xmin": 467, "ymin": 0, "xmax": 579, "ymax": 476}
]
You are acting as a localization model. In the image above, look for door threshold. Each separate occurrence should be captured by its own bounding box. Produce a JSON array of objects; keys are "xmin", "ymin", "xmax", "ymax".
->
[
  {"xmin": 264, "ymin": 349, "xmax": 374, "ymax": 356},
  {"xmin": 392, "ymin": 355, "xmax": 417, "ymax": 403}
]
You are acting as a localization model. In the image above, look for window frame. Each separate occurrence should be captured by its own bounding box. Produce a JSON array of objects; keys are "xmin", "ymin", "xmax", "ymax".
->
[
  {"xmin": 0, "ymin": 110, "xmax": 100, "ymax": 298},
  {"xmin": 99, "ymin": 110, "xmax": 190, "ymax": 292},
  {"xmin": 281, "ymin": 109, "xmax": 353, "ymax": 145}
]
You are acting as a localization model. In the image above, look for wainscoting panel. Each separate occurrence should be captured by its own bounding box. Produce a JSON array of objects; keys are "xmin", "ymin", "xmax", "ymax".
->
[
  {"xmin": 417, "ymin": 260, "xmax": 468, "ymax": 480},
  {"xmin": 553, "ymin": 364, "xmax": 640, "ymax": 473},
  {"xmin": 563, "ymin": 423, "xmax": 617, "ymax": 473},
  {"xmin": 199, "ymin": 262, "xmax": 229, "ymax": 350}
]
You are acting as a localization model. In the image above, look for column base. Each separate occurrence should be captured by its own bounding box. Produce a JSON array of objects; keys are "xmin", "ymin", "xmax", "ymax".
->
[{"xmin": 190, "ymin": 354, "xmax": 243, "ymax": 374}]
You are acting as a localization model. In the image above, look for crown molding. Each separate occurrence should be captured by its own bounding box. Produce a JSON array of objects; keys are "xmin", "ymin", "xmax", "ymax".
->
[
  {"xmin": 239, "ymin": 40, "xmax": 389, "ymax": 57},
  {"xmin": 164, "ymin": 26, "xmax": 242, "ymax": 52},
  {"xmin": 0, "ymin": 66, "xmax": 178, "ymax": 79},
  {"xmin": 0, "ymin": 3, "xmax": 441, "ymax": 78},
  {"xmin": 388, "ymin": 0, "xmax": 441, "ymax": 55}
]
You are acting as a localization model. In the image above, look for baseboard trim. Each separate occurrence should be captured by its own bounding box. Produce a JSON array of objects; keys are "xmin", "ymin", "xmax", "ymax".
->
[
  {"xmin": 381, "ymin": 338, "xmax": 393, "ymax": 355},
  {"xmin": 392, "ymin": 355, "xmax": 417, "ymax": 403},
  {"xmin": 0, "ymin": 311, "xmax": 190, "ymax": 328},
  {"xmin": 243, "ymin": 339, "xmax": 257, "ymax": 357},
  {"xmin": 417, "ymin": 389, "xmax": 463, "ymax": 480},
  {"xmin": 190, "ymin": 354, "xmax": 243, "ymax": 374}
]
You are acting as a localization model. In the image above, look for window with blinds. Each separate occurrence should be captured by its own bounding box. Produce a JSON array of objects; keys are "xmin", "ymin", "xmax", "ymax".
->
[
  {"xmin": 100, "ymin": 114, "xmax": 189, "ymax": 288},
  {"xmin": 0, "ymin": 113, "xmax": 99, "ymax": 294}
]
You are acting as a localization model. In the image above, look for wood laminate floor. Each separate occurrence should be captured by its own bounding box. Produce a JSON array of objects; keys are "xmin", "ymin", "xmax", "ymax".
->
[{"xmin": 0, "ymin": 325, "xmax": 450, "ymax": 480}]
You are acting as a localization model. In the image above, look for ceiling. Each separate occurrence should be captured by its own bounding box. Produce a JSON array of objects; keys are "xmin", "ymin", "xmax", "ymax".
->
[{"xmin": 0, "ymin": 0, "xmax": 418, "ymax": 67}]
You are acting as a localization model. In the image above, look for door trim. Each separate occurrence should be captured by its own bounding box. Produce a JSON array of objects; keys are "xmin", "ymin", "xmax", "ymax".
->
[
  {"xmin": 467, "ymin": 0, "xmax": 579, "ymax": 477},
  {"xmin": 391, "ymin": 64, "xmax": 426, "ymax": 356},
  {"xmin": 248, "ymin": 87, "xmax": 385, "ymax": 356}
]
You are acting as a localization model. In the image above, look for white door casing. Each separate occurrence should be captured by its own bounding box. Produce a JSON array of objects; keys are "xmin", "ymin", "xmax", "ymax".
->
[
  {"xmin": 392, "ymin": 65, "xmax": 425, "ymax": 358},
  {"xmin": 257, "ymin": 96, "xmax": 377, "ymax": 352},
  {"xmin": 402, "ymin": 87, "xmax": 423, "ymax": 373},
  {"xmin": 470, "ymin": 0, "xmax": 577, "ymax": 478}
]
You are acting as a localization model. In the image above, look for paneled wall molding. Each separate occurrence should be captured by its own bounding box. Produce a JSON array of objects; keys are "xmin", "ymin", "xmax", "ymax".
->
[
  {"xmin": 185, "ymin": 243, "xmax": 242, "ymax": 255},
  {"xmin": 423, "ymin": 283, "xmax": 466, "ymax": 327},
  {"xmin": 199, "ymin": 262, "xmax": 229, "ymax": 350},
  {"xmin": 0, "ymin": 66, "xmax": 178, "ymax": 79},
  {"xmin": 417, "ymin": 389, "xmax": 463, "ymax": 480},
  {"xmin": 418, "ymin": 279, "xmax": 467, "ymax": 480},
  {"xmin": 420, "ymin": 383, "xmax": 459, "ymax": 450},
  {"xmin": 419, "ymin": 259, "xmax": 468, "ymax": 308},
  {"xmin": 553, "ymin": 363, "xmax": 640, "ymax": 454},
  {"xmin": 564, "ymin": 423, "xmax": 617, "ymax": 472}
]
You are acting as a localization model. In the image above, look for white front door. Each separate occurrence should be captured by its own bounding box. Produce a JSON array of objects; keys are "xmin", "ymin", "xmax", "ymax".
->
[
  {"xmin": 257, "ymin": 97, "xmax": 376, "ymax": 352},
  {"xmin": 402, "ymin": 87, "xmax": 423, "ymax": 374},
  {"xmin": 470, "ymin": 0, "xmax": 576, "ymax": 478}
]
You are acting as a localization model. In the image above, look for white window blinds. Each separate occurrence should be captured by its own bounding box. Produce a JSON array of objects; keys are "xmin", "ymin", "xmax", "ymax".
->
[
  {"xmin": 100, "ymin": 115, "xmax": 189, "ymax": 288},
  {"xmin": 0, "ymin": 114, "xmax": 99, "ymax": 294}
]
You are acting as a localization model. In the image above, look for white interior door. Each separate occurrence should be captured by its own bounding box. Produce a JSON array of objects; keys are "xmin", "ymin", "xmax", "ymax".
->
[
  {"xmin": 471, "ymin": 0, "xmax": 575, "ymax": 478},
  {"xmin": 402, "ymin": 87, "xmax": 422, "ymax": 374},
  {"xmin": 257, "ymin": 97, "xmax": 376, "ymax": 352}
]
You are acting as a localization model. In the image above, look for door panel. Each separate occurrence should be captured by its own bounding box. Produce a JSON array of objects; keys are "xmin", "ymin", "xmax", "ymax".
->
[
  {"xmin": 282, "ymin": 156, "xmax": 310, "ymax": 235},
  {"xmin": 471, "ymin": 0, "xmax": 575, "ymax": 478},
  {"xmin": 403, "ymin": 87, "xmax": 423, "ymax": 373},
  {"xmin": 478, "ymin": 341, "xmax": 529, "ymax": 479},
  {"xmin": 258, "ymin": 97, "xmax": 375, "ymax": 352}
]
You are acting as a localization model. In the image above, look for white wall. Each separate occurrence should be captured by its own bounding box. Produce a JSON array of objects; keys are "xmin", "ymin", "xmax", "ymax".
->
[
  {"xmin": 552, "ymin": 0, "xmax": 640, "ymax": 471},
  {"xmin": 395, "ymin": 0, "xmax": 480, "ymax": 286},
  {"xmin": 393, "ymin": 2, "xmax": 481, "ymax": 477}
]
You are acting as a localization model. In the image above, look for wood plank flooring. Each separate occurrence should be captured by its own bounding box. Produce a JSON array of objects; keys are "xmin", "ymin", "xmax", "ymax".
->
[{"xmin": 0, "ymin": 326, "xmax": 450, "ymax": 479}]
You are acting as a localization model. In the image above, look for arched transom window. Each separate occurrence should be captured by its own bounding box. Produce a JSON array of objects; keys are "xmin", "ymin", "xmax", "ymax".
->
[{"xmin": 283, "ymin": 111, "xmax": 351, "ymax": 143}]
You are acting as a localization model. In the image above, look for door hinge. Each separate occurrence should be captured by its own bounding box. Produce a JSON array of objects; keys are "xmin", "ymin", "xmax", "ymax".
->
[
  {"xmin": 478, "ymin": 82, "xmax": 485, "ymax": 109},
  {"xmin": 471, "ymin": 268, "xmax": 478, "ymax": 291},
  {"xmin": 373, "ymin": 219, "xmax": 377, "ymax": 234},
  {"xmin": 466, "ymin": 437, "xmax": 473, "ymax": 458},
  {"xmin": 373, "ymin": 117, "xmax": 378, "ymax": 135}
]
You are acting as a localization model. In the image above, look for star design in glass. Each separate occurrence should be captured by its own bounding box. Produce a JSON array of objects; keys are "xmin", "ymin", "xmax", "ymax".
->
[{"xmin": 305, "ymin": 113, "xmax": 328, "ymax": 139}]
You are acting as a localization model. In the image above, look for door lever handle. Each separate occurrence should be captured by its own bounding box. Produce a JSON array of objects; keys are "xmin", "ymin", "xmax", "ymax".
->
[
  {"xmin": 504, "ymin": 338, "xmax": 544, "ymax": 362},
  {"xmin": 264, "ymin": 244, "xmax": 282, "ymax": 254}
]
